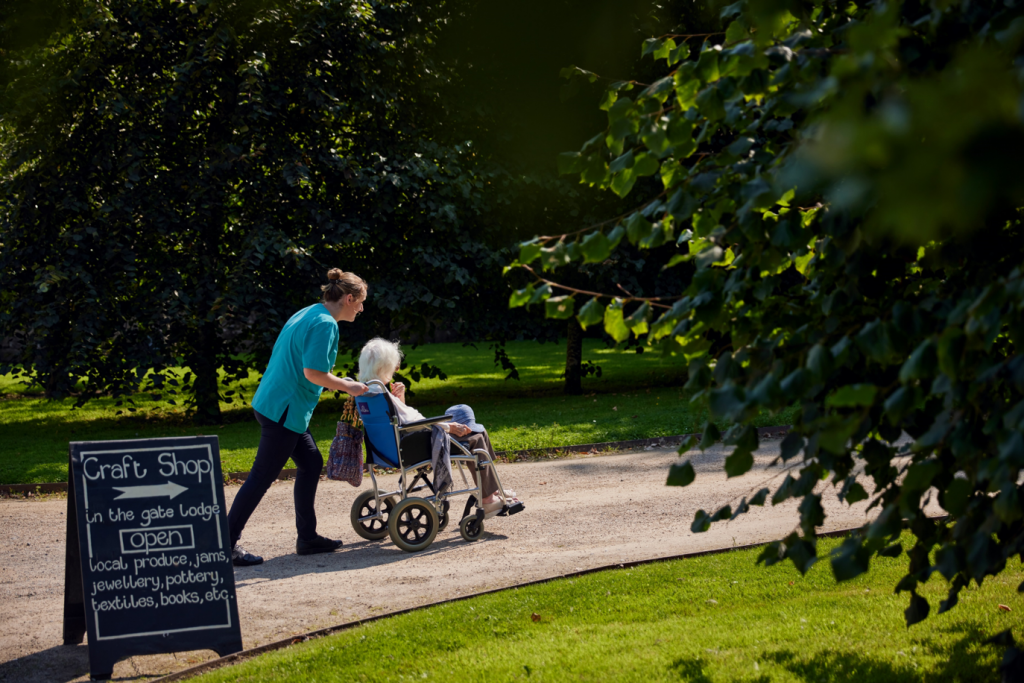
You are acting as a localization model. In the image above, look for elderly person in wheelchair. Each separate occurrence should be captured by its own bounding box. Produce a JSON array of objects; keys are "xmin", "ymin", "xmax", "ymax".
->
[
  {"xmin": 348, "ymin": 338, "xmax": 524, "ymax": 552},
  {"xmin": 357, "ymin": 337, "xmax": 519, "ymax": 514}
]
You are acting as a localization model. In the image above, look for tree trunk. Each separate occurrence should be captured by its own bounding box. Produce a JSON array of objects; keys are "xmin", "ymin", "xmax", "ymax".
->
[
  {"xmin": 189, "ymin": 71, "xmax": 238, "ymax": 426},
  {"xmin": 190, "ymin": 318, "xmax": 222, "ymax": 424},
  {"xmin": 564, "ymin": 317, "xmax": 583, "ymax": 395}
]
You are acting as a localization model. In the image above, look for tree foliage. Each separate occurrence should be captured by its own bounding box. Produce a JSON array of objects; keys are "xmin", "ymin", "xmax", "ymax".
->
[
  {"xmin": 510, "ymin": 0, "xmax": 1024, "ymax": 628},
  {"xmin": 0, "ymin": 0, "xmax": 550, "ymax": 420}
]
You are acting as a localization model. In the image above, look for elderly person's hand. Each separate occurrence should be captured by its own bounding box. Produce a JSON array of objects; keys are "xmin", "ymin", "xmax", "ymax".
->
[
  {"xmin": 448, "ymin": 422, "xmax": 472, "ymax": 438},
  {"xmin": 389, "ymin": 381, "xmax": 406, "ymax": 403}
]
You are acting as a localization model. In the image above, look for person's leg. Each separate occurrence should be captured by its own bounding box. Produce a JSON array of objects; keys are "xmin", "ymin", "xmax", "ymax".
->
[
  {"xmin": 289, "ymin": 430, "xmax": 324, "ymax": 542},
  {"xmin": 463, "ymin": 431, "xmax": 500, "ymax": 502},
  {"xmin": 228, "ymin": 410, "xmax": 300, "ymax": 548},
  {"xmin": 289, "ymin": 428, "xmax": 343, "ymax": 554}
]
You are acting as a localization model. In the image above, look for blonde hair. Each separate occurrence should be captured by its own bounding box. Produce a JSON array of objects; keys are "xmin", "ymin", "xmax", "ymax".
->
[
  {"xmin": 358, "ymin": 338, "xmax": 403, "ymax": 384},
  {"xmin": 322, "ymin": 268, "xmax": 367, "ymax": 303}
]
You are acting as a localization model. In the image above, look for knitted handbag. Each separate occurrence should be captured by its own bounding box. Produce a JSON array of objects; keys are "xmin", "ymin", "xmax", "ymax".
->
[{"xmin": 326, "ymin": 398, "xmax": 364, "ymax": 487}]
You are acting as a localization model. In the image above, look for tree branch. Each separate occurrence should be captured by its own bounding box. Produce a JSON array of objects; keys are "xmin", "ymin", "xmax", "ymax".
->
[{"xmin": 520, "ymin": 264, "xmax": 680, "ymax": 309}]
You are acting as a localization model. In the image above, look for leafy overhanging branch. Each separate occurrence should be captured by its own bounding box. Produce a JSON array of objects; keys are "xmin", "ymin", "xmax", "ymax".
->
[{"xmin": 508, "ymin": 0, "xmax": 1024, "ymax": 629}]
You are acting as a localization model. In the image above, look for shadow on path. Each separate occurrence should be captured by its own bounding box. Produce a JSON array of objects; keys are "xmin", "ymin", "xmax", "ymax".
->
[{"xmin": 233, "ymin": 532, "xmax": 510, "ymax": 586}]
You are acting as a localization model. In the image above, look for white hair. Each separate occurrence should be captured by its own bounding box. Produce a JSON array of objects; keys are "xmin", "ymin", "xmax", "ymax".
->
[{"xmin": 358, "ymin": 338, "xmax": 403, "ymax": 384}]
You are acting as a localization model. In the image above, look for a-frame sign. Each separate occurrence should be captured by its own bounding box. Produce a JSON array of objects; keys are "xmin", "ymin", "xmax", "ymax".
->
[{"xmin": 63, "ymin": 436, "xmax": 243, "ymax": 679}]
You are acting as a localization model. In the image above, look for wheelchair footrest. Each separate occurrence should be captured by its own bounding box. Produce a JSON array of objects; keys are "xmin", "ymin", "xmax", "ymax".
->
[{"xmin": 499, "ymin": 501, "xmax": 525, "ymax": 517}]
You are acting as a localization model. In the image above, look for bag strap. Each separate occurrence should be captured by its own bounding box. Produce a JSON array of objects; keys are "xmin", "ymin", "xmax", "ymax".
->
[{"xmin": 362, "ymin": 428, "xmax": 398, "ymax": 468}]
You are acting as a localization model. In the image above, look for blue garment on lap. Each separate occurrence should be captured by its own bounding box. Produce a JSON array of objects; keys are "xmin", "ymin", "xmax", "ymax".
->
[
  {"xmin": 430, "ymin": 424, "xmax": 453, "ymax": 495},
  {"xmin": 252, "ymin": 303, "xmax": 339, "ymax": 434}
]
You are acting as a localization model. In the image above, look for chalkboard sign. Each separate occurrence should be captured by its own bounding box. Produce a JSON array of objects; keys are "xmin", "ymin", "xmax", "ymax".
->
[{"xmin": 63, "ymin": 436, "xmax": 243, "ymax": 680}]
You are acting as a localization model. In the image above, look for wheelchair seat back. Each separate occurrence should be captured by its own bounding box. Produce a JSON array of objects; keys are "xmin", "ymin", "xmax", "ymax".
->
[
  {"xmin": 397, "ymin": 429, "xmax": 433, "ymax": 470},
  {"xmin": 356, "ymin": 390, "xmax": 436, "ymax": 470},
  {"xmin": 355, "ymin": 392, "xmax": 401, "ymax": 468}
]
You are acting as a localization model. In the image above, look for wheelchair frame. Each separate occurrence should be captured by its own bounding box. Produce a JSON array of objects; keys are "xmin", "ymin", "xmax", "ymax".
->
[{"xmin": 352, "ymin": 380, "xmax": 519, "ymax": 551}]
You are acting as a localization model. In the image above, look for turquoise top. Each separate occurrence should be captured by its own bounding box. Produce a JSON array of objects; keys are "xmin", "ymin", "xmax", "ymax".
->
[{"xmin": 252, "ymin": 304, "xmax": 339, "ymax": 434}]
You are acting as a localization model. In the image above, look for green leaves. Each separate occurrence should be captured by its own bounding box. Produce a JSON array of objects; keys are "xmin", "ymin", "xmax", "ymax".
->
[
  {"xmin": 722, "ymin": 424, "xmax": 758, "ymax": 479},
  {"xmin": 709, "ymin": 386, "xmax": 746, "ymax": 422},
  {"xmin": 856, "ymin": 320, "xmax": 895, "ymax": 363},
  {"xmin": 806, "ymin": 344, "xmax": 834, "ymax": 380},
  {"xmin": 545, "ymin": 296, "xmax": 575, "ymax": 319},
  {"xmin": 624, "ymin": 302, "xmax": 651, "ymax": 336},
  {"xmin": 842, "ymin": 480, "xmax": 869, "ymax": 505},
  {"xmin": 609, "ymin": 150, "xmax": 635, "ymax": 174},
  {"xmin": 691, "ymin": 509, "xmax": 712, "ymax": 533},
  {"xmin": 830, "ymin": 536, "xmax": 871, "ymax": 582},
  {"xmin": 510, "ymin": 284, "xmax": 551, "ymax": 309},
  {"xmin": 695, "ymin": 47, "xmax": 721, "ymax": 83},
  {"xmin": 519, "ymin": 240, "xmax": 542, "ymax": 265},
  {"xmin": 577, "ymin": 297, "xmax": 605, "ymax": 329},
  {"xmin": 603, "ymin": 299, "xmax": 630, "ymax": 343},
  {"xmin": 826, "ymin": 384, "xmax": 877, "ymax": 408},
  {"xmin": 899, "ymin": 339, "xmax": 937, "ymax": 383},
  {"xmin": 666, "ymin": 460, "xmax": 696, "ymax": 487},
  {"xmin": 509, "ymin": 285, "xmax": 535, "ymax": 308},
  {"xmin": 943, "ymin": 478, "xmax": 972, "ymax": 517},
  {"xmin": 724, "ymin": 447, "xmax": 754, "ymax": 478},
  {"xmin": 625, "ymin": 213, "xmax": 654, "ymax": 245},
  {"xmin": 610, "ymin": 168, "xmax": 637, "ymax": 198},
  {"xmin": 696, "ymin": 87, "xmax": 726, "ymax": 121},
  {"xmin": 503, "ymin": 0, "xmax": 1024, "ymax": 633},
  {"xmin": 557, "ymin": 152, "xmax": 583, "ymax": 175},
  {"xmin": 580, "ymin": 231, "xmax": 611, "ymax": 263}
]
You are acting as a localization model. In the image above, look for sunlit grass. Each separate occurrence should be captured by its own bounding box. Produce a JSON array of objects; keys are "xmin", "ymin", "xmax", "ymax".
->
[
  {"xmin": 194, "ymin": 532, "xmax": 1022, "ymax": 682},
  {"xmin": 0, "ymin": 339, "xmax": 795, "ymax": 484}
]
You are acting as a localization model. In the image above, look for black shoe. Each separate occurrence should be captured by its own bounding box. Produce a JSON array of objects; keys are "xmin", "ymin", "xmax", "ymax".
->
[
  {"xmin": 231, "ymin": 544, "xmax": 263, "ymax": 567},
  {"xmin": 296, "ymin": 535, "xmax": 343, "ymax": 556}
]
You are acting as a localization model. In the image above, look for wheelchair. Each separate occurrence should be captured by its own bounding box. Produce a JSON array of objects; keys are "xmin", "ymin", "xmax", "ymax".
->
[{"xmin": 349, "ymin": 380, "xmax": 525, "ymax": 552}]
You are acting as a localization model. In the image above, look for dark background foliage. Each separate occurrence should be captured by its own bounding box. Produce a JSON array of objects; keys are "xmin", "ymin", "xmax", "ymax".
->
[{"xmin": 0, "ymin": 0, "xmax": 712, "ymax": 419}]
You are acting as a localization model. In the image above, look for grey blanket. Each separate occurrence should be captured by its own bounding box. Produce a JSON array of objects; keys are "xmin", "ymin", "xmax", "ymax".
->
[{"xmin": 430, "ymin": 424, "xmax": 453, "ymax": 495}]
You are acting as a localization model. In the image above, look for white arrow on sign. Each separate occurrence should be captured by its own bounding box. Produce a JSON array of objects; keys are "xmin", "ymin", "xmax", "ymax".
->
[{"xmin": 112, "ymin": 481, "xmax": 188, "ymax": 500}]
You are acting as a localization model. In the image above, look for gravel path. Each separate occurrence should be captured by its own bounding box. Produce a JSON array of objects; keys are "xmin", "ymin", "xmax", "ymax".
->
[{"xmin": 0, "ymin": 438, "xmax": 936, "ymax": 682}]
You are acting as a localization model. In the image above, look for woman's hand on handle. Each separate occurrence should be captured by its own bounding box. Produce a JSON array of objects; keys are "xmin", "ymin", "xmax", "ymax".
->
[
  {"xmin": 303, "ymin": 369, "xmax": 368, "ymax": 396},
  {"xmin": 340, "ymin": 377, "xmax": 369, "ymax": 396}
]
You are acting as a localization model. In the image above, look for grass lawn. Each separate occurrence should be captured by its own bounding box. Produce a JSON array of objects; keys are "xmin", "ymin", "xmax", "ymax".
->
[
  {"xmin": 0, "ymin": 339, "xmax": 796, "ymax": 485},
  {"xmin": 194, "ymin": 532, "xmax": 1021, "ymax": 682}
]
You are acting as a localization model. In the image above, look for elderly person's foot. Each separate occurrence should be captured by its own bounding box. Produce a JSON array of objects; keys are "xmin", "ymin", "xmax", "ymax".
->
[
  {"xmin": 482, "ymin": 490, "xmax": 520, "ymax": 505},
  {"xmin": 483, "ymin": 498, "xmax": 504, "ymax": 516}
]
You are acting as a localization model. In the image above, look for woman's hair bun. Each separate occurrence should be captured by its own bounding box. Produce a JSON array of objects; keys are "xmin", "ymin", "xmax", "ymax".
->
[{"xmin": 321, "ymin": 268, "xmax": 366, "ymax": 302}]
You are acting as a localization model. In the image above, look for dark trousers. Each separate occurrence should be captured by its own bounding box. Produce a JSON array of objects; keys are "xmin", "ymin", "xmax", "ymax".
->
[{"xmin": 228, "ymin": 408, "xmax": 323, "ymax": 547}]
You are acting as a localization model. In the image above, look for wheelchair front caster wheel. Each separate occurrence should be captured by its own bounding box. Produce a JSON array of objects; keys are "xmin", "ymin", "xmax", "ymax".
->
[
  {"xmin": 459, "ymin": 515, "xmax": 484, "ymax": 542},
  {"xmin": 351, "ymin": 492, "xmax": 395, "ymax": 541},
  {"xmin": 388, "ymin": 497, "xmax": 439, "ymax": 552}
]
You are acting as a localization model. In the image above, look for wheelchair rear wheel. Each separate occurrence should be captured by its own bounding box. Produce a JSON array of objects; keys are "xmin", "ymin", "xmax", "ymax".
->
[
  {"xmin": 388, "ymin": 497, "xmax": 439, "ymax": 552},
  {"xmin": 351, "ymin": 491, "xmax": 396, "ymax": 541},
  {"xmin": 459, "ymin": 515, "xmax": 484, "ymax": 542}
]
